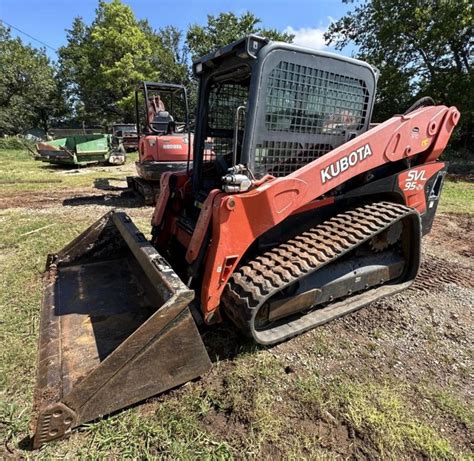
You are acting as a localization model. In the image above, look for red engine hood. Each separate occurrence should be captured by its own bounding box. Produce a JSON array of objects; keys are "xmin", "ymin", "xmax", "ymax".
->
[{"xmin": 139, "ymin": 133, "xmax": 193, "ymax": 162}]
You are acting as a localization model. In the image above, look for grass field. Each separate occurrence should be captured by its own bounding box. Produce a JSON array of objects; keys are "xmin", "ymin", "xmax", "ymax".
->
[{"xmin": 1, "ymin": 148, "xmax": 472, "ymax": 459}]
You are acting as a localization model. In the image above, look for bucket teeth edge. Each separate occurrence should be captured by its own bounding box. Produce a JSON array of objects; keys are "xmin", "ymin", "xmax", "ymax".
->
[{"xmin": 33, "ymin": 403, "xmax": 77, "ymax": 448}]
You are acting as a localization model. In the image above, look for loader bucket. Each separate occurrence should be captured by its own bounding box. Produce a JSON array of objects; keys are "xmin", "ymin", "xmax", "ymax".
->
[{"xmin": 31, "ymin": 211, "xmax": 211, "ymax": 448}]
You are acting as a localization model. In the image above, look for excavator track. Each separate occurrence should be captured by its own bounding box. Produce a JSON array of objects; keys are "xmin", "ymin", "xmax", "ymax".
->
[
  {"xmin": 222, "ymin": 202, "xmax": 421, "ymax": 345},
  {"xmin": 127, "ymin": 176, "xmax": 159, "ymax": 205}
]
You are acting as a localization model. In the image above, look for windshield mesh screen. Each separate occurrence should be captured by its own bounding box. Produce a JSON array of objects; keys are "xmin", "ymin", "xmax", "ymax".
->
[{"xmin": 255, "ymin": 60, "xmax": 369, "ymax": 177}]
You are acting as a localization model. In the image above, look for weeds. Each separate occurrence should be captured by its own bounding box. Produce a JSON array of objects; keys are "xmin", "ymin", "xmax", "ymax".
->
[
  {"xmin": 421, "ymin": 386, "xmax": 474, "ymax": 432},
  {"xmin": 295, "ymin": 376, "xmax": 456, "ymax": 459}
]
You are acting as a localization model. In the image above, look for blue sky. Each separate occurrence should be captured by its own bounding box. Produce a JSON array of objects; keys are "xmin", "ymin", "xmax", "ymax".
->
[{"xmin": 0, "ymin": 0, "xmax": 354, "ymax": 60}]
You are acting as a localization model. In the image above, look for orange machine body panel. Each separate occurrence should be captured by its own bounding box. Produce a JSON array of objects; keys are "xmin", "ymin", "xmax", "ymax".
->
[
  {"xmin": 152, "ymin": 105, "xmax": 460, "ymax": 322},
  {"xmin": 139, "ymin": 133, "xmax": 193, "ymax": 163}
]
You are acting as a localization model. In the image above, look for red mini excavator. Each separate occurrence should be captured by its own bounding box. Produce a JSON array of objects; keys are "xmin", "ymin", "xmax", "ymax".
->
[
  {"xmin": 127, "ymin": 81, "xmax": 193, "ymax": 204},
  {"xmin": 31, "ymin": 36, "xmax": 460, "ymax": 447}
]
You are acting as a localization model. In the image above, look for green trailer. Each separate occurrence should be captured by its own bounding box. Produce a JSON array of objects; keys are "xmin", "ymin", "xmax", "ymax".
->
[{"xmin": 35, "ymin": 134, "xmax": 125, "ymax": 166}]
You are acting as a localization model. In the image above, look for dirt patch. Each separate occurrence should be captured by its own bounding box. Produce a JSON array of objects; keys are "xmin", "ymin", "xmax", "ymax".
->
[
  {"xmin": 427, "ymin": 213, "xmax": 473, "ymax": 258},
  {"xmin": 0, "ymin": 188, "xmax": 95, "ymax": 209},
  {"xmin": 200, "ymin": 411, "xmax": 248, "ymax": 448},
  {"xmin": 446, "ymin": 173, "xmax": 474, "ymax": 183},
  {"xmin": 412, "ymin": 256, "xmax": 474, "ymax": 291},
  {"xmin": 0, "ymin": 186, "xmax": 146, "ymax": 211},
  {"xmin": 193, "ymin": 212, "xmax": 474, "ymax": 456}
]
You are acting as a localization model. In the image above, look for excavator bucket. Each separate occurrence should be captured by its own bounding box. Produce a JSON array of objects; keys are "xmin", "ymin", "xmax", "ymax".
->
[{"xmin": 31, "ymin": 211, "xmax": 211, "ymax": 448}]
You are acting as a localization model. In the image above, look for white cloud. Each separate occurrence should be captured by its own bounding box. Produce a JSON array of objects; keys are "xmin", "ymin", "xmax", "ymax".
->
[{"xmin": 284, "ymin": 26, "xmax": 328, "ymax": 50}]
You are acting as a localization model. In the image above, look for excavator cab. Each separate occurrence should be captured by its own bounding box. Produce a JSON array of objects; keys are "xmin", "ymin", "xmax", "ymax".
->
[
  {"xmin": 136, "ymin": 82, "xmax": 190, "ymax": 136},
  {"xmin": 31, "ymin": 36, "xmax": 459, "ymax": 447},
  {"xmin": 135, "ymin": 81, "xmax": 192, "ymax": 169}
]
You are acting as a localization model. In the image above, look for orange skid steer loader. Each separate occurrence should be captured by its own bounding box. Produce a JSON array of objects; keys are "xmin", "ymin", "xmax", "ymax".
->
[{"xmin": 31, "ymin": 36, "xmax": 460, "ymax": 447}]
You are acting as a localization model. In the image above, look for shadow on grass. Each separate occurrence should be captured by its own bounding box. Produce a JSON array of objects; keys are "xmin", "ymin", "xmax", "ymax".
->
[
  {"xmin": 38, "ymin": 163, "xmax": 83, "ymax": 171},
  {"xmin": 18, "ymin": 436, "xmax": 33, "ymax": 451},
  {"xmin": 38, "ymin": 162, "xmax": 127, "ymax": 172},
  {"xmin": 62, "ymin": 191, "xmax": 143, "ymax": 208},
  {"xmin": 94, "ymin": 178, "xmax": 127, "ymax": 191},
  {"xmin": 199, "ymin": 317, "xmax": 264, "ymax": 363}
]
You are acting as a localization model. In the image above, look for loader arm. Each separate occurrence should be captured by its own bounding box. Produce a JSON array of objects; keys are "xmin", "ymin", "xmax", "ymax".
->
[{"xmin": 194, "ymin": 105, "xmax": 459, "ymax": 321}]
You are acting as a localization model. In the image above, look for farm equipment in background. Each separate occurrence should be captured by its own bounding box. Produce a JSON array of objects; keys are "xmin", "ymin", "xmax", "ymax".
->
[
  {"xmin": 126, "ymin": 82, "xmax": 193, "ymax": 204},
  {"xmin": 111, "ymin": 123, "xmax": 139, "ymax": 152},
  {"xmin": 31, "ymin": 36, "xmax": 460, "ymax": 447},
  {"xmin": 35, "ymin": 133, "xmax": 125, "ymax": 166}
]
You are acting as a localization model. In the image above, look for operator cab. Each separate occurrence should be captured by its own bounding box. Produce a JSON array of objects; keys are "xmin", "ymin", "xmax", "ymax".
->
[
  {"xmin": 135, "ymin": 82, "xmax": 190, "ymax": 137},
  {"xmin": 191, "ymin": 35, "xmax": 378, "ymax": 193},
  {"xmin": 112, "ymin": 123, "xmax": 137, "ymax": 137}
]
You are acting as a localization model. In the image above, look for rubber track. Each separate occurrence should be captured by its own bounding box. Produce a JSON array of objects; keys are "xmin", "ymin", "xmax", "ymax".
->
[{"xmin": 222, "ymin": 201, "xmax": 418, "ymax": 345}]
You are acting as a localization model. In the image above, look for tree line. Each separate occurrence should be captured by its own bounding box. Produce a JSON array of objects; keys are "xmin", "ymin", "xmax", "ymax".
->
[
  {"xmin": 325, "ymin": 0, "xmax": 472, "ymax": 154},
  {"xmin": 0, "ymin": 1, "xmax": 292, "ymax": 135},
  {"xmin": 0, "ymin": 0, "xmax": 472, "ymax": 152}
]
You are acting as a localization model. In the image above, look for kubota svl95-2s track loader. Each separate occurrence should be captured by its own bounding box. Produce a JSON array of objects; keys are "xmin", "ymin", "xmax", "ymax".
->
[
  {"xmin": 31, "ymin": 36, "xmax": 460, "ymax": 447},
  {"xmin": 127, "ymin": 81, "xmax": 193, "ymax": 204}
]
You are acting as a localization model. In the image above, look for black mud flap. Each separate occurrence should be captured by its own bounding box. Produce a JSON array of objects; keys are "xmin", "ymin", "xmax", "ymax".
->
[{"xmin": 31, "ymin": 211, "xmax": 211, "ymax": 448}]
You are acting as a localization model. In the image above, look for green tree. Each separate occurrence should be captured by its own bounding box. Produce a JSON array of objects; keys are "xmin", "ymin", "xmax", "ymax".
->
[
  {"xmin": 0, "ymin": 24, "xmax": 63, "ymax": 134},
  {"xmin": 59, "ymin": 4, "xmax": 293, "ymax": 125},
  {"xmin": 58, "ymin": 0, "xmax": 189, "ymax": 125},
  {"xmin": 325, "ymin": 0, "xmax": 473, "ymax": 141},
  {"xmin": 56, "ymin": 17, "xmax": 90, "ymax": 120},
  {"xmin": 186, "ymin": 11, "xmax": 294, "ymax": 61},
  {"xmin": 153, "ymin": 26, "xmax": 190, "ymax": 84}
]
